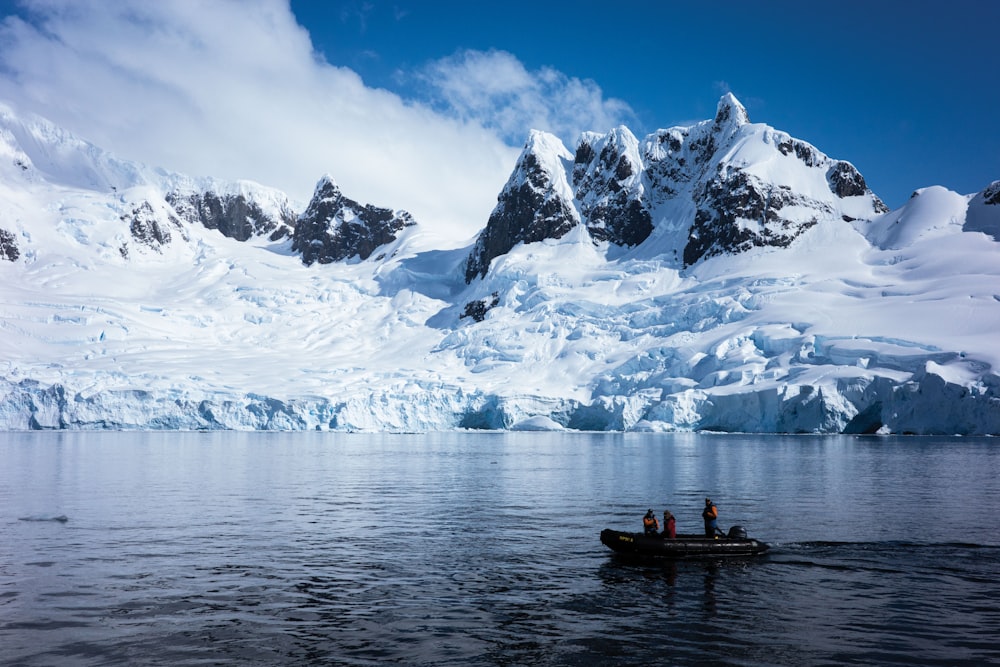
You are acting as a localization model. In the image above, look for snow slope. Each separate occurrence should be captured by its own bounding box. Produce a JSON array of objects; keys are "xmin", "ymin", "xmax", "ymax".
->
[{"xmin": 1, "ymin": 99, "xmax": 999, "ymax": 433}]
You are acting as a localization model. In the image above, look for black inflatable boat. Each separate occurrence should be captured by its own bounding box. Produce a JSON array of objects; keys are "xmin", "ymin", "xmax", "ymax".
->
[{"xmin": 600, "ymin": 526, "xmax": 769, "ymax": 559}]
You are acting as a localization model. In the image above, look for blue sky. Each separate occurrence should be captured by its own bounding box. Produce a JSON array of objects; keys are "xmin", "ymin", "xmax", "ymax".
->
[
  {"xmin": 0, "ymin": 0, "xmax": 996, "ymax": 235},
  {"xmin": 292, "ymin": 0, "xmax": 998, "ymax": 208}
]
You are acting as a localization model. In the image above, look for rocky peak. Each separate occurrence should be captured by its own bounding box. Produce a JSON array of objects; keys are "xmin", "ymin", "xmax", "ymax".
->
[
  {"xmin": 572, "ymin": 126, "xmax": 653, "ymax": 247},
  {"xmin": 640, "ymin": 96, "xmax": 752, "ymax": 205},
  {"xmin": 713, "ymin": 93, "xmax": 750, "ymax": 132},
  {"xmin": 466, "ymin": 125, "xmax": 663, "ymax": 283},
  {"xmin": 291, "ymin": 175, "xmax": 416, "ymax": 265},
  {"xmin": 466, "ymin": 94, "xmax": 890, "ymax": 279},
  {"xmin": 464, "ymin": 131, "xmax": 579, "ymax": 282},
  {"xmin": 680, "ymin": 120, "xmax": 889, "ymax": 265},
  {"xmin": 309, "ymin": 174, "xmax": 340, "ymax": 204},
  {"xmin": 573, "ymin": 126, "xmax": 642, "ymax": 193}
]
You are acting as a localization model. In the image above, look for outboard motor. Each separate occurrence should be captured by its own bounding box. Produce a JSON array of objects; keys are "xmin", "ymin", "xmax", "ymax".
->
[{"xmin": 727, "ymin": 525, "xmax": 747, "ymax": 540}]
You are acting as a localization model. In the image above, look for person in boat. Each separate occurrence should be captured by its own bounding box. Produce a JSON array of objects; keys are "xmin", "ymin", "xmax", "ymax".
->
[
  {"xmin": 643, "ymin": 509, "xmax": 660, "ymax": 535},
  {"xmin": 702, "ymin": 498, "xmax": 720, "ymax": 537},
  {"xmin": 661, "ymin": 509, "xmax": 676, "ymax": 539}
]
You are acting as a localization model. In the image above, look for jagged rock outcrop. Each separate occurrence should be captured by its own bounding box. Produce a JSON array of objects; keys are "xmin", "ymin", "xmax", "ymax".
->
[
  {"xmin": 665, "ymin": 95, "xmax": 886, "ymax": 266},
  {"xmin": 572, "ymin": 126, "xmax": 653, "ymax": 246},
  {"xmin": 984, "ymin": 181, "xmax": 1000, "ymax": 206},
  {"xmin": 468, "ymin": 93, "xmax": 889, "ymax": 279},
  {"xmin": 684, "ymin": 169, "xmax": 824, "ymax": 266},
  {"xmin": 465, "ymin": 131, "xmax": 579, "ymax": 282},
  {"xmin": 466, "ymin": 125, "xmax": 663, "ymax": 283},
  {"xmin": 121, "ymin": 201, "xmax": 182, "ymax": 250},
  {"xmin": 641, "ymin": 94, "xmax": 750, "ymax": 202},
  {"xmin": 291, "ymin": 176, "xmax": 416, "ymax": 265},
  {"xmin": 460, "ymin": 292, "xmax": 500, "ymax": 322},
  {"xmin": 166, "ymin": 190, "xmax": 295, "ymax": 242},
  {"xmin": 827, "ymin": 161, "xmax": 870, "ymax": 199},
  {"xmin": 0, "ymin": 227, "xmax": 18, "ymax": 261}
]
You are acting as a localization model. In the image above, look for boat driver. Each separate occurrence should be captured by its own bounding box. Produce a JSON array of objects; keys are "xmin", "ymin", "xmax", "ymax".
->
[{"xmin": 702, "ymin": 498, "xmax": 719, "ymax": 537}]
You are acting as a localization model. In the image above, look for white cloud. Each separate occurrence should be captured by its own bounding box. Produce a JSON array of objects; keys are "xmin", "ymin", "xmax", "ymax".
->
[
  {"xmin": 0, "ymin": 1, "xmax": 636, "ymax": 244},
  {"xmin": 419, "ymin": 49, "xmax": 635, "ymax": 146},
  {"xmin": 713, "ymin": 80, "xmax": 732, "ymax": 96},
  {"xmin": 0, "ymin": 0, "xmax": 517, "ymax": 243}
]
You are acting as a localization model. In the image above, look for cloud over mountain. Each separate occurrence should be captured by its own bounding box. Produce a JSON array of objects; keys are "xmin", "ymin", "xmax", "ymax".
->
[{"xmin": 0, "ymin": 0, "xmax": 521, "ymax": 243}]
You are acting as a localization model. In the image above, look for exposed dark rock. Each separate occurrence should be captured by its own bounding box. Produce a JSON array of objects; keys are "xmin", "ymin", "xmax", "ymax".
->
[
  {"xmin": 713, "ymin": 93, "xmax": 750, "ymax": 128},
  {"xmin": 292, "ymin": 177, "xmax": 416, "ymax": 265},
  {"xmin": 465, "ymin": 151, "xmax": 578, "ymax": 282},
  {"xmin": 689, "ymin": 132, "xmax": 717, "ymax": 166},
  {"xmin": 122, "ymin": 201, "xmax": 179, "ymax": 250},
  {"xmin": 643, "ymin": 129, "xmax": 692, "ymax": 200},
  {"xmin": 826, "ymin": 161, "xmax": 889, "ymax": 212},
  {"xmin": 778, "ymin": 139, "xmax": 822, "ymax": 167},
  {"xmin": 470, "ymin": 94, "xmax": 888, "ymax": 275},
  {"xmin": 460, "ymin": 292, "xmax": 500, "ymax": 322},
  {"xmin": 827, "ymin": 161, "xmax": 867, "ymax": 198},
  {"xmin": 683, "ymin": 170, "xmax": 821, "ymax": 266},
  {"xmin": 983, "ymin": 181, "xmax": 1000, "ymax": 206},
  {"xmin": 167, "ymin": 190, "xmax": 295, "ymax": 242},
  {"xmin": 572, "ymin": 131, "xmax": 653, "ymax": 248},
  {"xmin": 583, "ymin": 198, "xmax": 653, "ymax": 246},
  {"xmin": 574, "ymin": 141, "xmax": 595, "ymax": 167},
  {"xmin": 613, "ymin": 151, "xmax": 633, "ymax": 184},
  {"xmin": 0, "ymin": 227, "xmax": 19, "ymax": 261}
]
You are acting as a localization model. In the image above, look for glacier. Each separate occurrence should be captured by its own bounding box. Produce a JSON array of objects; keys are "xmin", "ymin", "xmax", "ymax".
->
[{"xmin": 1, "ymin": 97, "xmax": 999, "ymax": 434}]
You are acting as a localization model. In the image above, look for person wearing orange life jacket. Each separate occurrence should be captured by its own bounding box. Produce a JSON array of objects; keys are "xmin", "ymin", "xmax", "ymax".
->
[
  {"xmin": 643, "ymin": 509, "xmax": 660, "ymax": 535},
  {"xmin": 662, "ymin": 510, "xmax": 676, "ymax": 539},
  {"xmin": 702, "ymin": 498, "xmax": 720, "ymax": 537}
]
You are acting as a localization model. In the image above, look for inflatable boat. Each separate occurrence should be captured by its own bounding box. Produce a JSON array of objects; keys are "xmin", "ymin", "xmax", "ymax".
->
[{"xmin": 600, "ymin": 526, "xmax": 769, "ymax": 559}]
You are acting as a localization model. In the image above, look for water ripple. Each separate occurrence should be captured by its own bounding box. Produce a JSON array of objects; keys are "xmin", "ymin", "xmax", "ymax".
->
[{"xmin": 2, "ymin": 432, "xmax": 999, "ymax": 666}]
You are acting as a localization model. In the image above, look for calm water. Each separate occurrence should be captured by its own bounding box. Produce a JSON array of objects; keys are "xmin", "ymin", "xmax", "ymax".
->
[{"xmin": 1, "ymin": 432, "xmax": 998, "ymax": 666}]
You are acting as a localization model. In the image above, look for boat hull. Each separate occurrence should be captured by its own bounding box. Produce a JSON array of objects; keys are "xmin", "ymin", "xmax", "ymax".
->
[{"xmin": 600, "ymin": 528, "xmax": 769, "ymax": 559}]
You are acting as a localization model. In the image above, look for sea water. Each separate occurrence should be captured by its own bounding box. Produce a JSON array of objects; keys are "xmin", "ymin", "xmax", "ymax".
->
[{"xmin": 1, "ymin": 431, "xmax": 998, "ymax": 666}]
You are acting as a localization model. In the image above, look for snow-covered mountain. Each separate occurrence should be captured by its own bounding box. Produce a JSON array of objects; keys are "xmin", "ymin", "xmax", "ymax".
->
[
  {"xmin": 1, "ymin": 97, "xmax": 998, "ymax": 434},
  {"xmin": 466, "ymin": 94, "xmax": 887, "ymax": 281}
]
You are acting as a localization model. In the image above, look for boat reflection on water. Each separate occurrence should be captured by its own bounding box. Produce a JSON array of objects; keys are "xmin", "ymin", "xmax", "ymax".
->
[{"xmin": 598, "ymin": 546, "xmax": 774, "ymax": 621}]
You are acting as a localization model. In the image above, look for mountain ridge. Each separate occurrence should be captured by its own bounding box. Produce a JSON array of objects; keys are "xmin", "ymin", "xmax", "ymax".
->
[{"xmin": 1, "ymin": 96, "xmax": 999, "ymax": 434}]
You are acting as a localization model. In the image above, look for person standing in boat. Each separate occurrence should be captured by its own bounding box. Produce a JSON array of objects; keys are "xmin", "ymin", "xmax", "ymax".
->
[
  {"xmin": 662, "ymin": 510, "xmax": 676, "ymax": 539},
  {"xmin": 643, "ymin": 509, "xmax": 660, "ymax": 535},
  {"xmin": 702, "ymin": 498, "xmax": 720, "ymax": 537}
]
